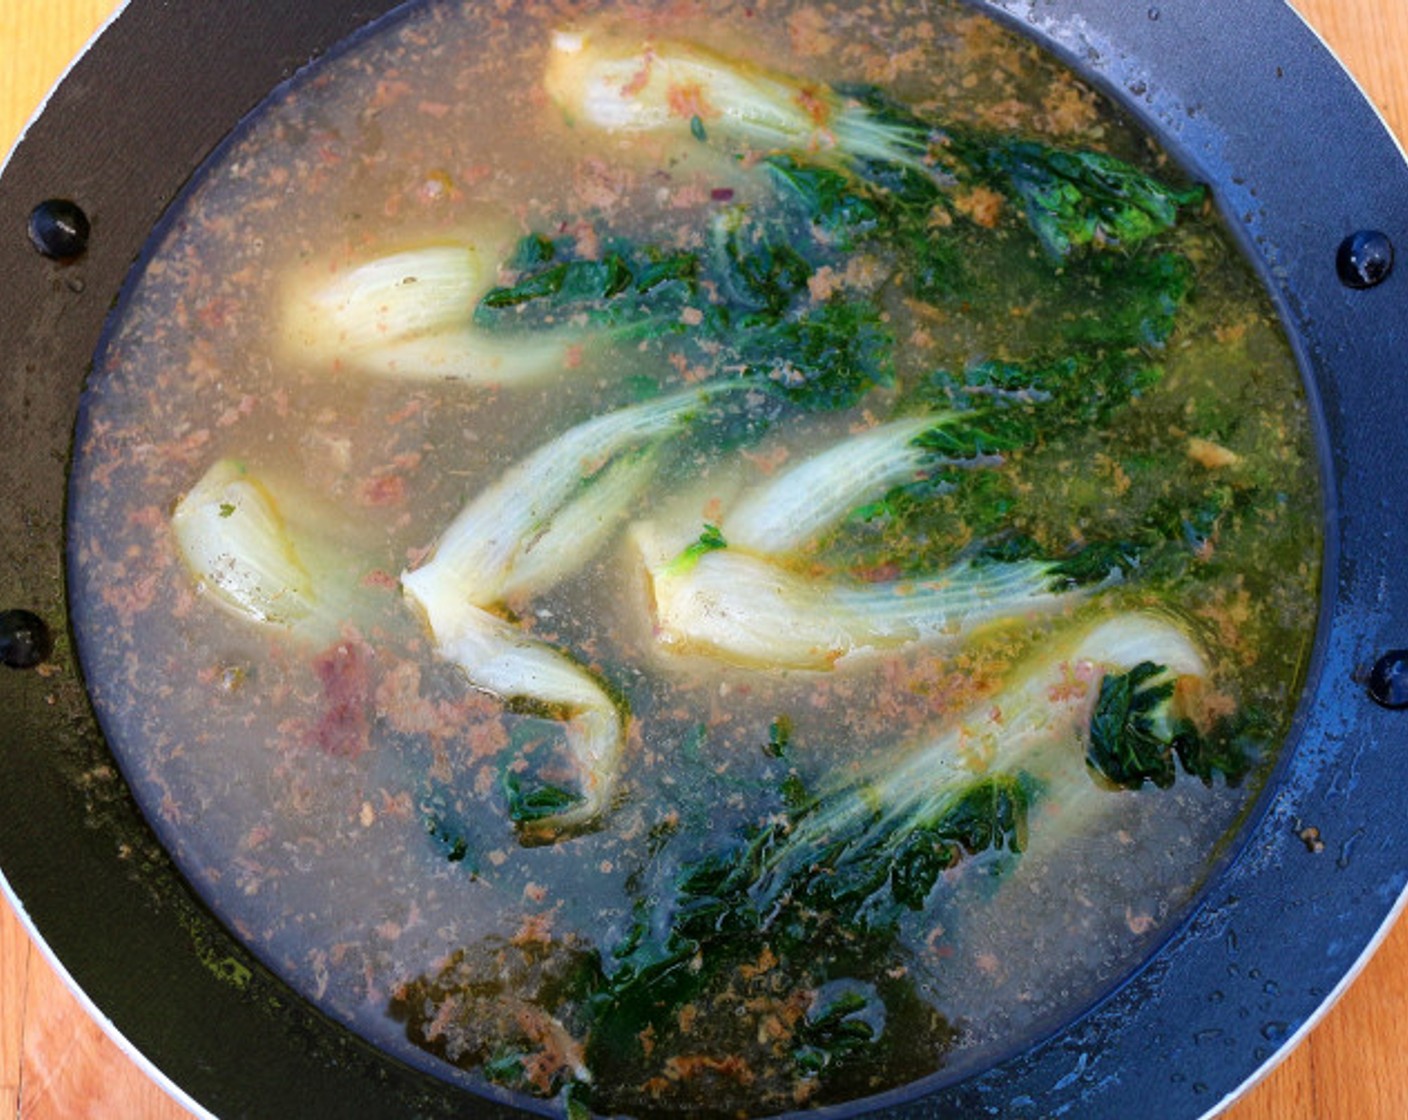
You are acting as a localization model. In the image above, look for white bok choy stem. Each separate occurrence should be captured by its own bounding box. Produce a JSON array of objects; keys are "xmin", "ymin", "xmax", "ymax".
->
[
  {"xmin": 402, "ymin": 384, "xmax": 740, "ymax": 836},
  {"xmin": 170, "ymin": 458, "xmax": 360, "ymax": 644},
  {"xmin": 636, "ymin": 409, "xmax": 1045, "ymax": 670},
  {"xmin": 766, "ymin": 612, "xmax": 1212, "ymax": 892},
  {"xmin": 544, "ymin": 27, "xmax": 933, "ymax": 173},
  {"xmin": 403, "ymin": 591, "xmax": 623, "ymax": 838},
  {"xmin": 724, "ymin": 414, "xmax": 959, "ymax": 556},
  {"xmin": 281, "ymin": 239, "xmax": 576, "ymax": 386},
  {"xmin": 404, "ymin": 383, "xmax": 735, "ymax": 606},
  {"xmin": 634, "ymin": 520, "xmax": 1086, "ymax": 672}
]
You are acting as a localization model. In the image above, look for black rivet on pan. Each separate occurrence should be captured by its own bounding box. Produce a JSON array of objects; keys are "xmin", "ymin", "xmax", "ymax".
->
[
  {"xmin": 1366, "ymin": 650, "xmax": 1408, "ymax": 709},
  {"xmin": 27, "ymin": 198, "xmax": 90, "ymax": 260},
  {"xmin": 0, "ymin": 609, "xmax": 53, "ymax": 670},
  {"xmin": 1336, "ymin": 229, "xmax": 1394, "ymax": 289}
]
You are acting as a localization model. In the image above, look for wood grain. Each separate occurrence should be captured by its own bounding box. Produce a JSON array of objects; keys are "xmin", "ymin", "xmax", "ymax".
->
[
  {"xmin": 1, "ymin": 888, "xmax": 28, "ymax": 1120},
  {"xmin": 0, "ymin": 1, "xmax": 1403, "ymax": 1117}
]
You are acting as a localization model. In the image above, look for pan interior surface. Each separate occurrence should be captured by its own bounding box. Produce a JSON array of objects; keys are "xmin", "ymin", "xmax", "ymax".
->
[{"xmin": 59, "ymin": 1, "xmax": 1328, "ymax": 1117}]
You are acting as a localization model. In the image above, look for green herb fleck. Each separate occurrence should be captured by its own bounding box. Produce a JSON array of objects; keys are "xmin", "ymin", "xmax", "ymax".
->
[{"xmin": 665, "ymin": 523, "xmax": 728, "ymax": 575}]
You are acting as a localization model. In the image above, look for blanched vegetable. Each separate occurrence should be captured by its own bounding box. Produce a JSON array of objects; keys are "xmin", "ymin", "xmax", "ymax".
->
[
  {"xmin": 725, "ymin": 416, "xmax": 941, "ymax": 556},
  {"xmin": 724, "ymin": 412, "xmax": 1017, "ymax": 556},
  {"xmin": 545, "ymin": 28, "xmax": 933, "ymax": 175},
  {"xmin": 475, "ymin": 227, "xmax": 895, "ymax": 414},
  {"xmin": 961, "ymin": 137, "xmax": 1208, "ymax": 259},
  {"xmin": 635, "ymin": 520, "xmax": 1087, "ymax": 671},
  {"xmin": 1085, "ymin": 659, "xmax": 1260, "ymax": 789},
  {"xmin": 400, "ymin": 589, "xmax": 623, "ymax": 838},
  {"xmin": 571, "ymin": 611, "xmax": 1240, "ymax": 1103},
  {"xmin": 645, "ymin": 612, "xmax": 1215, "ymax": 961},
  {"xmin": 171, "ymin": 458, "xmax": 353, "ymax": 640},
  {"xmin": 631, "ymin": 395, "xmax": 1178, "ymax": 671},
  {"xmin": 403, "ymin": 385, "xmax": 732, "ymax": 607},
  {"xmin": 402, "ymin": 385, "xmax": 739, "ymax": 836},
  {"xmin": 546, "ymin": 30, "xmax": 1204, "ymax": 264},
  {"xmin": 476, "ymin": 234, "xmax": 699, "ymax": 323},
  {"xmin": 287, "ymin": 244, "xmax": 493, "ymax": 350},
  {"xmin": 495, "ymin": 452, "xmax": 663, "ymax": 605},
  {"xmin": 282, "ymin": 240, "xmax": 575, "ymax": 385},
  {"xmin": 775, "ymin": 613, "xmax": 1213, "ymax": 887}
]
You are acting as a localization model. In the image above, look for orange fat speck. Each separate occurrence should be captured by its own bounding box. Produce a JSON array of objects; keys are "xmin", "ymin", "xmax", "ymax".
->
[
  {"xmin": 620, "ymin": 50, "xmax": 655, "ymax": 99},
  {"xmin": 793, "ymin": 85, "xmax": 833, "ymax": 126},
  {"xmin": 667, "ymin": 81, "xmax": 716, "ymax": 120}
]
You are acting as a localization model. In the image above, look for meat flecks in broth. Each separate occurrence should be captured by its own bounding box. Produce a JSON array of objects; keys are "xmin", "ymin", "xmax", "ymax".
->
[{"xmin": 67, "ymin": 1, "xmax": 1321, "ymax": 1115}]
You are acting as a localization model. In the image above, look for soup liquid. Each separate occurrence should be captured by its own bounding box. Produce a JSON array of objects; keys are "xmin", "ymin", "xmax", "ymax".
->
[{"xmin": 68, "ymin": 0, "xmax": 1320, "ymax": 1115}]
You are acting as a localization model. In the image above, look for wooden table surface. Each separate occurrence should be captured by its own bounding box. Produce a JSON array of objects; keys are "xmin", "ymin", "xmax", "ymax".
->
[{"xmin": 2, "ymin": 1, "xmax": 1406, "ymax": 1117}]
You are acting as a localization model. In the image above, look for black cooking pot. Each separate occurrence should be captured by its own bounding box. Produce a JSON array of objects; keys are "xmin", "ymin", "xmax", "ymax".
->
[{"xmin": 2, "ymin": 2, "xmax": 1405, "ymax": 1117}]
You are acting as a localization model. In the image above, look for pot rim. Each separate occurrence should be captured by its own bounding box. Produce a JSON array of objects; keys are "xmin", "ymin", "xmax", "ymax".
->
[{"xmin": 3, "ymin": 2, "xmax": 1406, "ymax": 1117}]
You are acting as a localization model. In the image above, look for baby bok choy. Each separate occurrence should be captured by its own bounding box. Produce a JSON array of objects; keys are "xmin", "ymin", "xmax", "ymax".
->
[
  {"xmin": 544, "ymin": 30, "xmax": 1204, "ymax": 264},
  {"xmin": 280, "ymin": 237, "xmax": 579, "ymax": 385},
  {"xmin": 171, "ymin": 458, "xmax": 363, "ymax": 643},
  {"xmin": 402, "ymin": 385, "xmax": 738, "ymax": 837},
  {"xmin": 723, "ymin": 411, "xmax": 1025, "ymax": 556},
  {"xmin": 544, "ymin": 27, "xmax": 936, "ymax": 177},
  {"xmin": 633, "ymin": 410, "xmax": 1092, "ymax": 672},
  {"xmin": 575, "ymin": 611, "xmax": 1241, "ymax": 1100},
  {"xmin": 761, "ymin": 612, "xmax": 1217, "ymax": 914},
  {"xmin": 636, "ymin": 520, "xmax": 1081, "ymax": 671}
]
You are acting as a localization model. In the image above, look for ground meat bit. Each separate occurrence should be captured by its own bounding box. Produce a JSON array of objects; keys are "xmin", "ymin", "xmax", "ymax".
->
[
  {"xmin": 1187, "ymin": 436, "xmax": 1241, "ymax": 470},
  {"xmin": 376, "ymin": 661, "xmax": 442, "ymax": 735},
  {"xmin": 659, "ymin": 1053, "xmax": 756, "ymax": 1088},
  {"xmin": 954, "ymin": 185, "xmax": 1005, "ymax": 228},
  {"xmin": 574, "ymin": 156, "xmax": 636, "ymax": 212},
  {"xmin": 357, "ymin": 472, "xmax": 408, "ymax": 506},
  {"xmin": 387, "ymin": 936, "xmax": 595, "ymax": 1094},
  {"xmin": 101, "ymin": 569, "xmax": 161, "ymax": 628},
  {"xmin": 807, "ymin": 264, "xmax": 842, "ymax": 301},
  {"xmin": 787, "ymin": 7, "xmax": 835, "ymax": 57},
  {"xmin": 307, "ymin": 634, "xmax": 374, "ymax": 757},
  {"xmin": 1042, "ymin": 77, "xmax": 1100, "ymax": 135}
]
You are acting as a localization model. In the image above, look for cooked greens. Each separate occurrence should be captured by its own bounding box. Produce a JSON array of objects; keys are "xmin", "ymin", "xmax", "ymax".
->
[
  {"xmin": 390, "ymin": 612, "xmax": 1239, "ymax": 1112},
  {"xmin": 544, "ymin": 29, "xmax": 935, "ymax": 175},
  {"xmin": 961, "ymin": 137, "xmax": 1208, "ymax": 259},
  {"xmin": 1086, "ymin": 661, "xmax": 1261, "ymax": 790}
]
